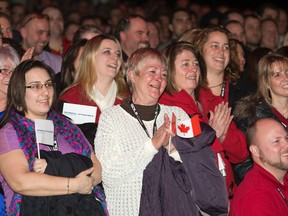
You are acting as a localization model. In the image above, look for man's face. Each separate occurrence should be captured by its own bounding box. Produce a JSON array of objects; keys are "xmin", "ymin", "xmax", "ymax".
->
[
  {"xmin": 120, "ymin": 17, "xmax": 149, "ymax": 57},
  {"xmin": 0, "ymin": 1, "xmax": 10, "ymax": 16},
  {"xmin": 21, "ymin": 17, "xmax": 50, "ymax": 55},
  {"xmin": 42, "ymin": 7, "xmax": 64, "ymax": 37},
  {"xmin": 261, "ymin": 20, "xmax": 279, "ymax": 50},
  {"xmin": 226, "ymin": 22, "xmax": 246, "ymax": 45},
  {"xmin": 244, "ymin": 17, "xmax": 261, "ymax": 47},
  {"xmin": 0, "ymin": 17, "xmax": 12, "ymax": 39},
  {"xmin": 252, "ymin": 119, "xmax": 288, "ymax": 173},
  {"xmin": 170, "ymin": 11, "xmax": 192, "ymax": 38}
]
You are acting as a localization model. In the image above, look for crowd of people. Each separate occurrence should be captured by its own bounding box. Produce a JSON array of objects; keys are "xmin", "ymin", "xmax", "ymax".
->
[{"xmin": 0, "ymin": 0, "xmax": 288, "ymax": 215}]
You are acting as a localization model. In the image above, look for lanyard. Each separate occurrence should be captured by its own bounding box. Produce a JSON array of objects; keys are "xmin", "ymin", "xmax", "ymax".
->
[
  {"xmin": 130, "ymin": 100, "xmax": 159, "ymax": 138},
  {"xmin": 220, "ymin": 82, "xmax": 226, "ymax": 98}
]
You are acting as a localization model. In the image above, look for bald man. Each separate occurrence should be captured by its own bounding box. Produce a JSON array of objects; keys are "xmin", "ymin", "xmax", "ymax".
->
[{"xmin": 230, "ymin": 118, "xmax": 288, "ymax": 215}]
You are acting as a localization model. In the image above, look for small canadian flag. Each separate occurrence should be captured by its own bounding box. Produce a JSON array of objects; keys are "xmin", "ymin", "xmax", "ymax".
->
[{"xmin": 171, "ymin": 113, "xmax": 201, "ymax": 138}]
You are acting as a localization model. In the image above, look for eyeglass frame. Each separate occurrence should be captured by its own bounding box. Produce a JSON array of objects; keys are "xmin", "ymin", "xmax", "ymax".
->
[
  {"xmin": 22, "ymin": 13, "xmax": 50, "ymax": 28},
  {"xmin": 25, "ymin": 81, "xmax": 54, "ymax": 91},
  {"xmin": 0, "ymin": 68, "xmax": 13, "ymax": 76}
]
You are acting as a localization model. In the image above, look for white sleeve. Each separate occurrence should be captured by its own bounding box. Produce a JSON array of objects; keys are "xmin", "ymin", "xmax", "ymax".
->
[{"xmin": 94, "ymin": 108, "xmax": 158, "ymax": 187}]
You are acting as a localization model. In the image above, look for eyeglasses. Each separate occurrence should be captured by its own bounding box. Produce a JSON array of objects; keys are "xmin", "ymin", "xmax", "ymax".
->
[
  {"xmin": 25, "ymin": 82, "xmax": 54, "ymax": 91},
  {"xmin": 0, "ymin": 68, "xmax": 13, "ymax": 75},
  {"xmin": 22, "ymin": 14, "xmax": 49, "ymax": 27}
]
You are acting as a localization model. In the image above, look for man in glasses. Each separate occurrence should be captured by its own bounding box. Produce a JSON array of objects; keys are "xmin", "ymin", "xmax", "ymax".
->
[
  {"xmin": 230, "ymin": 118, "xmax": 288, "ymax": 215},
  {"xmin": 19, "ymin": 12, "xmax": 62, "ymax": 74}
]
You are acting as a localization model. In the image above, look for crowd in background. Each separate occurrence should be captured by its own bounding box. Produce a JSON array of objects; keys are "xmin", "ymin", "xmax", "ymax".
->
[{"xmin": 0, "ymin": 0, "xmax": 288, "ymax": 215}]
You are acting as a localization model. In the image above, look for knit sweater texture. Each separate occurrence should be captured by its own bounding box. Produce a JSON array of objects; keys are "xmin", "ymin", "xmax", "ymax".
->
[{"xmin": 94, "ymin": 104, "xmax": 188, "ymax": 216}]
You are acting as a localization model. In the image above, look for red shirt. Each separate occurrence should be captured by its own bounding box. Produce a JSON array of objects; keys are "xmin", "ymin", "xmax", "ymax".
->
[
  {"xmin": 230, "ymin": 163, "xmax": 288, "ymax": 216},
  {"xmin": 58, "ymin": 84, "xmax": 122, "ymax": 123},
  {"xmin": 159, "ymin": 89, "xmax": 249, "ymax": 198}
]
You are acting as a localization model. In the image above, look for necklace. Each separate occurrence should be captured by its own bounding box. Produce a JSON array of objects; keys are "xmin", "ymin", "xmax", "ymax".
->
[
  {"xmin": 273, "ymin": 105, "xmax": 288, "ymax": 118},
  {"xmin": 209, "ymin": 82, "xmax": 224, "ymax": 88}
]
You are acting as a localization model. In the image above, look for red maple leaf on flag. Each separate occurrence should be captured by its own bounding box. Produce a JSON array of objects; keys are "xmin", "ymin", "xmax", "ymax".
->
[{"xmin": 178, "ymin": 123, "xmax": 190, "ymax": 134}]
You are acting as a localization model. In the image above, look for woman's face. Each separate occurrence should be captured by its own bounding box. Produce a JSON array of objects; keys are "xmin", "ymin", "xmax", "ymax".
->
[
  {"xmin": 24, "ymin": 68, "xmax": 54, "ymax": 120},
  {"xmin": 94, "ymin": 39, "xmax": 122, "ymax": 81},
  {"xmin": 268, "ymin": 62, "xmax": 288, "ymax": 100},
  {"xmin": 202, "ymin": 31, "xmax": 230, "ymax": 74},
  {"xmin": 0, "ymin": 58, "xmax": 16, "ymax": 97},
  {"xmin": 130, "ymin": 58, "xmax": 167, "ymax": 105},
  {"xmin": 174, "ymin": 50, "xmax": 200, "ymax": 96}
]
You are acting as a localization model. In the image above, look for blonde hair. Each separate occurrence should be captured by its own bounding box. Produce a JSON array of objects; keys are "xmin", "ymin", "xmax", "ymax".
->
[
  {"xmin": 257, "ymin": 52, "xmax": 288, "ymax": 105},
  {"xmin": 69, "ymin": 34, "xmax": 128, "ymax": 100},
  {"xmin": 126, "ymin": 48, "xmax": 167, "ymax": 92}
]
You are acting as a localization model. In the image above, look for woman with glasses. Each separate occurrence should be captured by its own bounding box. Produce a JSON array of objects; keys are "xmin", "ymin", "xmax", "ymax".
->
[
  {"xmin": 0, "ymin": 44, "xmax": 20, "ymax": 216},
  {"xmin": 0, "ymin": 60, "xmax": 105, "ymax": 215},
  {"xmin": 0, "ymin": 45, "xmax": 20, "ymax": 118}
]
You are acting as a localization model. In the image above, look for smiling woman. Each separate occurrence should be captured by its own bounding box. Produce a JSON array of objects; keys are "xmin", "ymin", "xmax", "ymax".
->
[
  {"xmin": 95, "ymin": 48, "xmax": 228, "ymax": 215},
  {"xmin": 0, "ymin": 60, "xmax": 104, "ymax": 215},
  {"xmin": 58, "ymin": 34, "xmax": 129, "ymax": 144}
]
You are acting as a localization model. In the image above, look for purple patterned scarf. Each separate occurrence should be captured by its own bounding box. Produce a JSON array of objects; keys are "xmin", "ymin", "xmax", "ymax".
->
[{"xmin": 6, "ymin": 109, "xmax": 108, "ymax": 216}]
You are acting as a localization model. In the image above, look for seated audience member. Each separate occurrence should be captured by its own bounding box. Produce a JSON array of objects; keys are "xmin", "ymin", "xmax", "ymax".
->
[
  {"xmin": 0, "ymin": 60, "xmax": 105, "ymax": 215},
  {"xmin": 230, "ymin": 118, "xmax": 288, "ymax": 216},
  {"xmin": 55, "ymin": 39, "xmax": 87, "ymax": 96},
  {"xmin": 19, "ymin": 13, "xmax": 62, "ymax": 73},
  {"xmin": 58, "ymin": 34, "xmax": 128, "ymax": 144},
  {"xmin": 95, "ymin": 47, "xmax": 228, "ymax": 216}
]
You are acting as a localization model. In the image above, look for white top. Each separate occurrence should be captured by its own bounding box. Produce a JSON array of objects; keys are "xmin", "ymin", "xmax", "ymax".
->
[{"xmin": 94, "ymin": 104, "xmax": 188, "ymax": 216}]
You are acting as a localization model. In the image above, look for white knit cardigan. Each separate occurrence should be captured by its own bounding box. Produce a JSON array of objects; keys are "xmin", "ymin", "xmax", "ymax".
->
[{"xmin": 94, "ymin": 104, "xmax": 188, "ymax": 216}]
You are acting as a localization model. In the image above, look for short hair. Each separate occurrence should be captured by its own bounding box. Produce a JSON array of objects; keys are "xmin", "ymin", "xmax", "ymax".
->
[
  {"xmin": 72, "ymin": 25, "xmax": 102, "ymax": 43},
  {"xmin": 169, "ymin": 8, "xmax": 191, "ymax": 23},
  {"xmin": 257, "ymin": 52, "xmax": 288, "ymax": 105},
  {"xmin": 0, "ymin": 45, "xmax": 20, "ymax": 69},
  {"xmin": 258, "ymin": 3, "xmax": 279, "ymax": 18},
  {"xmin": 219, "ymin": 9, "xmax": 243, "ymax": 26},
  {"xmin": 1, "ymin": 60, "xmax": 56, "ymax": 126},
  {"xmin": 114, "ymin": 14, "xmax": 145, "ymax": 41},
  {"xmin": 126, "ymin": 48, "xmax": 167, "ymax": 91},
  {"xmin": 164, "ymin": 41, "xmax": 206, "ymax": 101},
  {"xmin": 21, "ymin": 12, "xmax": 49, "ymax": 28}
]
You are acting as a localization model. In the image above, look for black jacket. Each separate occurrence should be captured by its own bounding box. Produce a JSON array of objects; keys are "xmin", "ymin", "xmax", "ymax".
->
[
  {"xmin": 20, "ymin": 151, "xmax": 105, "ymax": 216},
  {"xmin": 139, "ymin": 123, "xmax": 228, "ymax": 216}
]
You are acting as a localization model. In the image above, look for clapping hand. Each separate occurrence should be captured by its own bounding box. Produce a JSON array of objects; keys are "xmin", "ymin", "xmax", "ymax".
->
[{"xmin": 208, "ymin": 102, "xmax": 233, "ymax": 142}]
